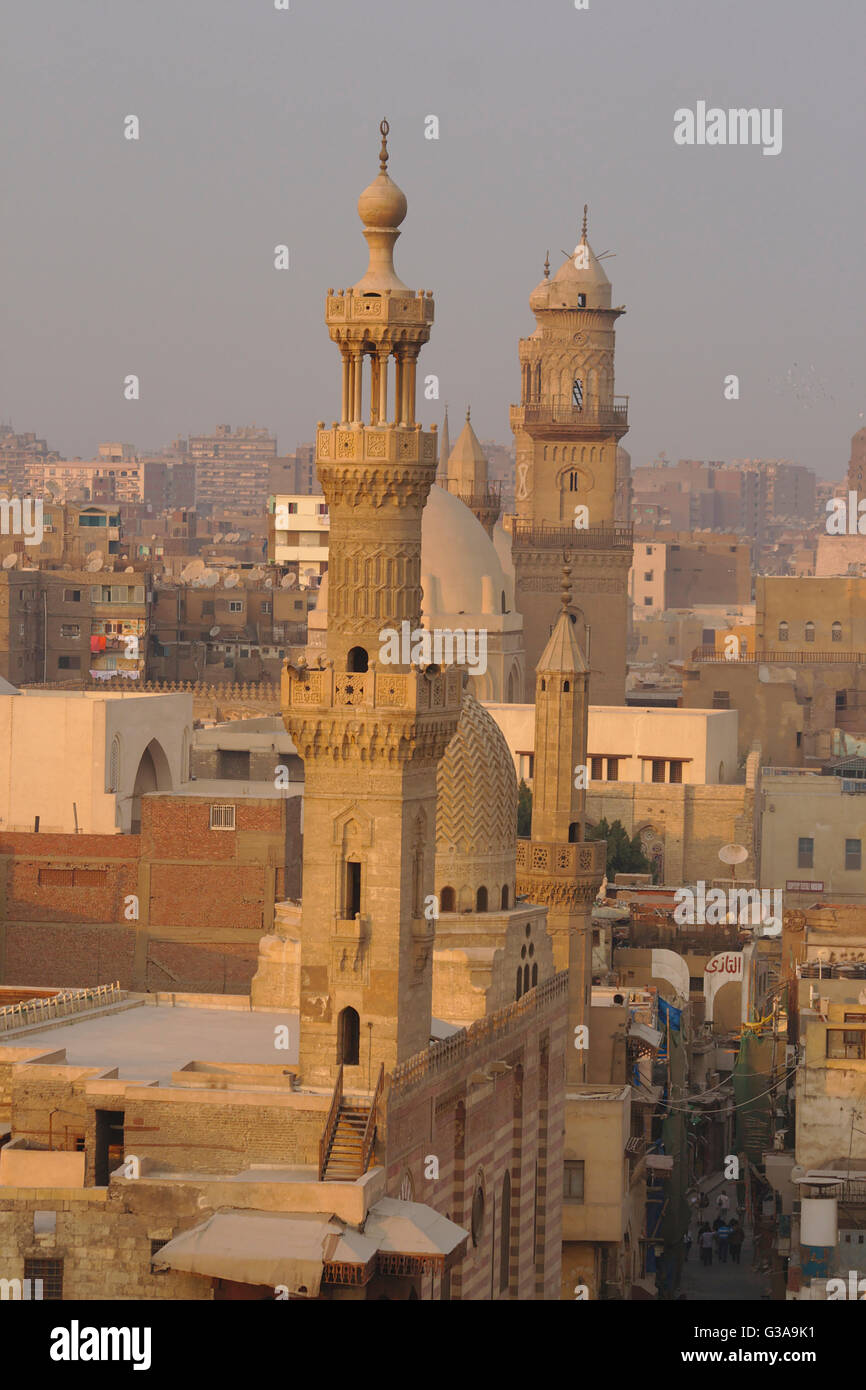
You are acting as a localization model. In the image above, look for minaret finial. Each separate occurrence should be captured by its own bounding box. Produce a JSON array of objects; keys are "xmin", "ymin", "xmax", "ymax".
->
[
  {"xmin": 466, "ymin": 405, "xmax": 471, "ymax": 422},
  {"xmin": 561, "ymin": 553, "xmax": 573, "ymax": 611},
  {"xmin": 581, "ymin": 204, "xmax": 588, "ymax": 241},
  {"xmin": 543, "ymin": 250, "xmax": 550, "ymax": 279},
  {"xmin": 379, "ymin": 118, "xmax": 390, "ymax": 174}
]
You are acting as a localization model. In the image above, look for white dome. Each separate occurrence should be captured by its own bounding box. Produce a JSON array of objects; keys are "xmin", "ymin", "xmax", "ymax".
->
[{"xmin": 421, "ymin": 484, "xmax": 507, "ymax": 619}]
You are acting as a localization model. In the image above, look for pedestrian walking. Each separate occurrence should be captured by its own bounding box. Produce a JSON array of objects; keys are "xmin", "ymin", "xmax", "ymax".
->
[
  {"xmin": 716, "ymin": 1221, "xmax": 731, "ymax": 1263},
  {"xmin": 729, "ymin": 1219, "xmax": 745, "ymax": 1265},
  {"xmin": 699, "ymin": 1224, "xmax": 714, "ymax": 1268},
  {"xmin": 717, "ymin": 1191, "xmax": 730, "ymax": 1214}
]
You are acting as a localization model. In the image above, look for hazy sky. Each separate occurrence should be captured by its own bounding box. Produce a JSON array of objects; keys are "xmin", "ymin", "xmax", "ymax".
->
[{"xmin": 2, "ymin": 0, "xmax": 864, "ymax": 477}]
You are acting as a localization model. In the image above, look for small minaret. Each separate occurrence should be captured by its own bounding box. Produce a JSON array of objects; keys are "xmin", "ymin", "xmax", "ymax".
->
[
  {"xmin": 440, "ymin": 407, "xmax": 501, "ymax": 536},
  {"xmin": 436, "ymin": 405, "xmax": 451, "ymax": 485},
  {"xmin": 516, "ymin": 561, "xmax": 605, "ymax": 1083}
]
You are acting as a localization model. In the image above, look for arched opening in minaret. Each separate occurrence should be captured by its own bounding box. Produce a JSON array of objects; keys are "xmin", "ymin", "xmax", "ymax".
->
[
  {"xmin": 476, "ymin": 886, "xmax": 488, "ymax": 912},
  {"xmin": 337, "ymin": 1007, "xmax": 360, "ymax": 1067},
  {"xmin": 531, "ymin": 963, "xmax": 538, "ymax": 988},
  {"xmin": 440, "ymin": 886, "xmax": 455, "ymax": 912},
  {"xmin": 346, "ymin": 860, "xmax": 362, "ymax": 918},
  {"xmin": 515, "ymin": 968, "xmax": 522, "ymax": 1001},
  {"xmin": 568, "ymin": 822, "xmax": 579, "ymax": 843},
  {"xmin": 501, "ymin": 885, "xmax": 509, "ymax": 909},
  {"xmin": 347, "ymin": 646, "xmax": 369, "ymax": 673},
  {"xmin": 563, "ymin": 680, "xmax": 570, "ymax": 692},
  {"xmin": 523, "ymin": 963, "xmax": 530, "ymax": 993}
]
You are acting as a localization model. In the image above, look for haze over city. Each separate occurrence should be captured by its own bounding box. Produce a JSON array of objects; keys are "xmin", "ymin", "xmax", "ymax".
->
[{"xmin": 2, "ymin": 0, "xmax": 864, "ymax": 473}]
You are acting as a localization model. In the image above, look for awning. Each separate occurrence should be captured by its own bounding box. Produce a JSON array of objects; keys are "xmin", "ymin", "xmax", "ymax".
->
[
  {"xmin": 364, "ymin": 1198, "xmax": 469, "ymax": 1273},
  {"xmin": 154, "ymin": 1210, "xmax": 373, "ymax": 1298}
]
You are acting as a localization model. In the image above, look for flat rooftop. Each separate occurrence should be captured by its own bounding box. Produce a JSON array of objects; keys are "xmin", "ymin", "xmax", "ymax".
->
[{"xmin": 17, "ymin": 999, "xmax": 299, "ymax": 1081}]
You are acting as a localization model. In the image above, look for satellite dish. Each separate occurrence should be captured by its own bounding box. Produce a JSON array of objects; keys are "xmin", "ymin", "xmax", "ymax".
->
[
  {"xmin": 210, "ymin": 626, "xmax": 220, "ymax": 637},
  {"xmin": 85, "ymin": 551, "xmax": 104, "ymax": 572},
  {"xmin": 180, "ymin": 558, "xmax": 205, "ymax": 583},
  {"xmin": 224, "ymin": 573, "xmax": 239, "ymax": 589},
  {"xmin": 718, "ymin": 843, "xmax": 748, "ymax": 866},
  {"xmin": 2, "ymin": 553, "xmax": 18, "ymax": 569},
  {"xmin": 213, "ymin": 534, "xmax": 223, "ymax": 543},
  {"xmin": 280, "ymin": 573, "xmax": 296, "ymax": 588},
  {"xmin": 201, "ymin": 568, "xmax": 219, "ymax": 588},
  {"xmin": 264, "ymin": 576, "xmax": 274, "ymax": 589},
  {"xmin": 124, "ymin": 566, "xmax": 134, "ymax": 573}
]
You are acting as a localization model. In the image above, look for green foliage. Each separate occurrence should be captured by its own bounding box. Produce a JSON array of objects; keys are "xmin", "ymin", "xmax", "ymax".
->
[
  {"xmin": 585, "ymin": 817, "xmax": 653, "ymax": 879},
  {"xmin": 517, "ymin": 779, "xmax": 532, "ymax": 837}
]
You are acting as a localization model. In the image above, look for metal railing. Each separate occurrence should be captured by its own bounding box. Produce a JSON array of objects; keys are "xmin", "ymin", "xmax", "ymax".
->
[
  {"xmin": 690, "ymin": 647, "xmax": 866, "ymax": 665},
  {"xmin": 511, "ymin": 522, "xmax": 633, "ymax": 550},
  {"xmin": 318, "ymin": 1064, "xmax": 343, "ymax": 1181},
  {"xmin": 0, "ymin": 981, "xmax": 123, "ymax": 1033},
  {"xmin": 361, "ymin": 1064, "xmax": 385, "ymax": 1174},
  {"xmin": 511, "ymin": 396, "xmax": 629, "ymax": 429}
]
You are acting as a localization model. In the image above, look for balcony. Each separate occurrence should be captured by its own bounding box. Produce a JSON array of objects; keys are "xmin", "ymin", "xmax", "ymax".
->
[
  {"xmin": 511, "ymin": 522, "xmax": 633, "ymax": 550},
  {"xmin": 510, "ymin": 395, "xmax": 629, "ymax": 432}
]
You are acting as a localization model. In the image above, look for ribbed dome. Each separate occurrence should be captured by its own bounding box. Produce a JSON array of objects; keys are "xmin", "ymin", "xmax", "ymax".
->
[{"xmin": 436, "ymin": 692, "xmax": 517, "ymax": 860}]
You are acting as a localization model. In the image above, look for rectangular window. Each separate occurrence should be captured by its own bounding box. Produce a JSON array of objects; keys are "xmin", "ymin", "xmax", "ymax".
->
[
  {"xmin": 606, "ymin": 757, "xmax": 619, "ymax": 781},
  {"xmin": 644, "ymin": 571, "xmax": 653, "ymax": 582},
  {"xmin": 845, "ymin": 839, "xmax": 862, "ymax": 871},
  {"xmin": 63, "ymin": 589, "xmax": 81, "ymax": 602},
  {"xmin": 564, "ymin": 1160, "xmax": 585, "ymax": 1203},
  {"xmin": 798, "ymin": 837, "xmax": 814, "ymax": 869},
  {"xmin": 827, "ymin": 1029, "xmax": 866, "ymax": 1061},
  {"xmin": 591, "ymin": 756, "xmax": 603, "ymax": 781},
  {"xmin": 229, "ymin": 601, "xmax": 243, "ymax": 613},
  {"xmin": 643, "ymin": 596, "xmax": 652, "ymax": 607},
  {"xmin": 651, "ymin": 759, "xmax": 666, "ymax": 783},
  {"xmin": 209, "ymin": 804, "xmax": 236, "ymax": 830},
  {"xmin": 60, "ymin": 624, "xmax": 80, "ymax": 638},
  {"xmin": 712, "ymin": 690, "xmax": 731, "ymax": 710},
  {"xmin": 217, "ymin": 749, "xmax": 251, "ymax": 781},
  {"xmin": 58, "ymin": 656, "xmax": 81, "ymax": 670},
  {"xmin": 669, "ymin": 760, "xmax": 683, "ymax": 784},
  {"xmin": 24, "ymin": 1258, "xmax": 63, "ymax": 1301}
]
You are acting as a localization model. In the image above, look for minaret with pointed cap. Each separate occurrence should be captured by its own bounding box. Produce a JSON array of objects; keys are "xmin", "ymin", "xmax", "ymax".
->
[
  {"xmin": 439, "ymin": 405, "xmax": 501, "ymax": 536},
  {"xmin": 509, "ymin": 205, "xmax": 632, "ymax": 704},
  {"xmin": 282, "ymin": 123, "xmax": 462, "ymax": 1088},
  {"xmin": 515, "ymin": 559, "xmax": 605, "ymax": 1084}
]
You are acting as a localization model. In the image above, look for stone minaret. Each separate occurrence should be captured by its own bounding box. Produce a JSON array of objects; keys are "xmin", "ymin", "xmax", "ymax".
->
[
  {"xmin": 440, "ymin": 407, "xmax": 501, "ymax": 537},
  {"xmin": 281, "ymin": 122, "xmax": 462, "ymax": 1089},
  {"xmin": 515, "ymin": 563, "xmax": 605, "ymax": 1084},
  {"xmin": 509, "ymin": 208, "xmax": 632, "ymax": 704}
]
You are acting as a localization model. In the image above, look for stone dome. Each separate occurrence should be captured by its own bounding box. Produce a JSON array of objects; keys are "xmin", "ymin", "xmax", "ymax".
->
[
  {"xmin": 421, "ymin": 484, "xmax": 508, "ymax": 618},
  {"xmin": 529, "ymin": 236, "xmax": 612, "ymax": 313},
  {"xmin": 435, "ymin": 691, "xmax": 517, "ymax": 914},
  {"xmin": 357, "ymin": 171, "xmax": 408, "ymax": 231}
]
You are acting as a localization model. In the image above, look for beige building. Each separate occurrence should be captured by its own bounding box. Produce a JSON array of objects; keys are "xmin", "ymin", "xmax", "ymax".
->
[
  {"xmin": 268, "ymin": 493, "xmax": 330, "ymax": 586},
  {"xmin": 629, "ymin": 535, "xmax": 750, "ymax": 614},
  {"xmin": 759, "ymin": 768, "xmax": 866, "ymax": 906},
  {"xmin": 0, "ymin": 689, "xmax": 190, "ymax": 834},
  {"xmin": 509, "ymin": 210, "xmax": 633, "ymax": 704},
  {"xmin": 755, "ymin": 574, "xmax": 866, "ymax": 654}
]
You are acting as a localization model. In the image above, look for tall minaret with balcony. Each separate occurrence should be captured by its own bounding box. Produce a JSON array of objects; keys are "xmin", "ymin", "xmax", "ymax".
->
[
  {"xmin": 281, "ymin": 122, "xmax": 462, "ymax": 1089},
  {"xmin": 515, "ymin": 565, "xmax": 605, "ymax": 1084},
  {"xmin": 509, "ymin": 208, "xmax": 632, "ymax": 703}
]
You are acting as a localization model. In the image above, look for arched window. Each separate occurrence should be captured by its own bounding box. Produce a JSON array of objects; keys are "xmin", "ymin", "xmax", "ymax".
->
[
  {"xmin": 804, "ymin": 621, "xmax": 815, "ymax": 644},
  {"xmin": 568, "ymin": 471, "xmax": 579, "ymax": 492},
  {"xmin": 499, "ymin": 1171, "xmax": 511, "ymax": 1293},
  {"xmin": 568, "ymin": 822, "xmax": 578, "ymax": 843},
  {"xmin": 516, "ymin": 968, "xmax": 522, "ymax": 1001},
  {"xmin": 778, "ymin": 621, "xmax": 788, "ymax": 642},
  {"xmin": 471, "ymin": 1182, "xmax": 485, "ymax": 1247},
  {"xmin": 501, "ymin": 885, "xmax": 509, "ymax": 910},
  {"xmin": 563, "ymin": 680, "xmax": 570, "ymax": 692},
  {"xmin": 337, "ymin": 1007, "xmax": 360, "ymax": 1066},
  {"xmin": 832, "ymin": 621, "xmax": 842, "ymax": 643},
  {"xmin": 531, "ymin": 963, "xmax": 538, "ymax": 988},
  {"xmin": 440, "ymin": 886, "xmax": 455, "ymax": 913},
  {"xmin": 523, "ymin": 963, "xmax": 530, "ymax": 993},
  {"xmin": 347, "ymin": 646, "xmax": 368, "ymax": 672},
  {"xmin": 540, "ymin": 679, "xmax": 546, "ymax": 692},
  {"xmin": 501, "ymin": 589, "xmax": 506, "ymax": 614},
  {"xmin": 476, "ymin": 886, "xmax": 488, "ymax": 912}
]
